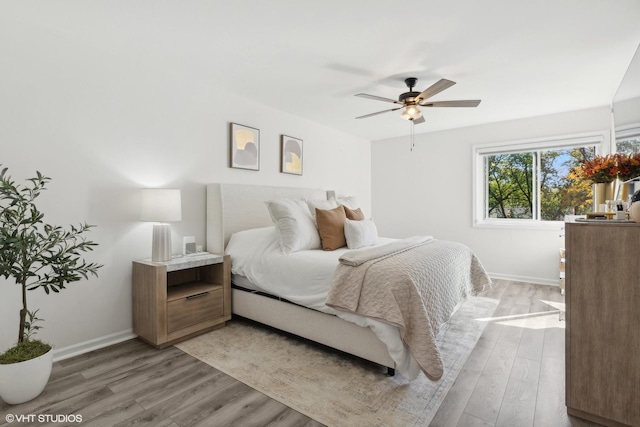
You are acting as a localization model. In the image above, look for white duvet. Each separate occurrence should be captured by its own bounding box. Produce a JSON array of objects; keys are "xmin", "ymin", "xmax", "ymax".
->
[{"xmin": 225, "ymin": 226, "xmax": 423, "ymax": 379}]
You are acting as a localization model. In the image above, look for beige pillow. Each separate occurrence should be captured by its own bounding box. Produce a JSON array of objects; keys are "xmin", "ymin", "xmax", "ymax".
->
[
  {"xmin": 315, "ymin": 205, "xmax": 347, "ymax": 251},
  {"xmin": 344, "ymin": 206, "xmax": 365, "ymax": 220},
  {"xmin": 305, "ymin": 199, "xmax": 338, "ymax": 223}
]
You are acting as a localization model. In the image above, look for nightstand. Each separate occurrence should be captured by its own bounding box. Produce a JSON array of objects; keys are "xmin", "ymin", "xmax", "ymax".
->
[{"xmin": 132, "ymin": 253, "xmax": 231, "ymax": 347}]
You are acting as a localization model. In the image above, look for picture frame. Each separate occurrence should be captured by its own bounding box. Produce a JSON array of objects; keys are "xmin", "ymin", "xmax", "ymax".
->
[
  {"xmin": 183, "ymin": 236, "xmax": 196, "ymax": 256},
  {"xmin": 230, "ymin": 123, "xmax": 260, "ymax": 171},
  {"xmin": 280, "ymin": 135, "xmax": 303, "ymax": 175}
]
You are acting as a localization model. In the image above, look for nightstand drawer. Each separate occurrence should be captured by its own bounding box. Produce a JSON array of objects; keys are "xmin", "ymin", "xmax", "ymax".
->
[{"xmin": 167, "ymin": 287, "xmax": 223, "ymax": 333}]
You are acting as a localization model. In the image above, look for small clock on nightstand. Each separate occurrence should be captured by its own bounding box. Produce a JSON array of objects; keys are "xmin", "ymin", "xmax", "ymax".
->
[{"xmin": 132, "ymin": 253, "xmax": 231, "ymax": 347}]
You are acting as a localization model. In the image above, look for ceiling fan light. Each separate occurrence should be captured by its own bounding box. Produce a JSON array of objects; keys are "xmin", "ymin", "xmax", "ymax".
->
[{"xmin": 401, "ymin": 105, "xmax": 422, "ymax": 120}]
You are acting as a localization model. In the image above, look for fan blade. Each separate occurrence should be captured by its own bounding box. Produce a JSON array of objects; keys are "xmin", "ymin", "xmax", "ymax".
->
[
  {"xmin": 412, "ymin": 116, "xmax": 426, "ymax": 125},
  {"xmin": 355, "ymin": 107, "xmax": 402, "ymax": 119},
  {"xmin": 420, "ymin": 100, "xmax": 481, "ymax": 108},
  {"xmin": 415, "ymin": 79, "xmax": 456, "ymax": 103},
  {"xmin": 355, "ymin": 93, "xmax": 402, "ymax": 104}
]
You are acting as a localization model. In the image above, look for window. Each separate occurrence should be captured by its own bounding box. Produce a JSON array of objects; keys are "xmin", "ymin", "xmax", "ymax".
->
[
  {"xmin": 474, "ymin": 134, "xmax": 605, "ymax": 226},
  {"xmin": 615, "ymin": 125, "xmax": 640, "ymax": 154}
]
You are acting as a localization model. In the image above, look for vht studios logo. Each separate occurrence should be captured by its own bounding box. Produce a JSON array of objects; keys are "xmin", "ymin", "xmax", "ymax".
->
[{"xmin": 5, "ymin": 414, "xmax": 83, "ymax": 423}]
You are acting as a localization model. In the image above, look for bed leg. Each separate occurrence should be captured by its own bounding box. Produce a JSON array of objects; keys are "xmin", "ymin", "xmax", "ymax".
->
[{"xmin": 386, "ymin": 367, "xmax": 395, "ymax": 376}]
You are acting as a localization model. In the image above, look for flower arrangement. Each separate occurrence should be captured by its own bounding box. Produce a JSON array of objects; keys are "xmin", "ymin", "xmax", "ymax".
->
[
  {"xmin": 574, "ymin": 154, "xmax": 617, "ymax": 184},
  {"xmin": 574, "ymin": 153, "xmax": 640, "ymax": 184},
  {"xmin": 612, "ymin": 153, "xmax": 640, "ymax": 181}
]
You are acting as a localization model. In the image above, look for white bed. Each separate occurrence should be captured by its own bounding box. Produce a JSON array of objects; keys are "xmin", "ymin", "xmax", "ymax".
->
[
  {"xmin": 206, "ymin": 183, "xmax": 399, "ymax": 375},
  {"xmin": 205, "ymin": 183, "xmax": 489, "ymax": 379}
]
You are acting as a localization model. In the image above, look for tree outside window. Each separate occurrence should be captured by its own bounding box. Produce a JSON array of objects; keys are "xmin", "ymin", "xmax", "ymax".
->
[
  {"xmin": 485, "ymin": 146, "xmax": 595, "ymax": 221},
  {"xmin": 616, "ymin": 129, "xmax": 640, "ymax": 155}
]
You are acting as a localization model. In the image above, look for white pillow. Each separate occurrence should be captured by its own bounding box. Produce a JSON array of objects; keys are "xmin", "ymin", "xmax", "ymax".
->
[
  {"xmin": 265, "ymin": 199, "xmax": 321, "ymax": 253},
  {"xmin": 337, "ymin": 196, "xmax": 360, "ymax": 210},
  {"xmin": 225, "ymin": 226, "xmax": 278, "ymax": 274},
  {"xmin": 305, "ymin": 198, "xmax": 338, "ymax": 222},
  {"xmin": 344, "ymin": 218, "xmax": 378, "ymax": 249}
]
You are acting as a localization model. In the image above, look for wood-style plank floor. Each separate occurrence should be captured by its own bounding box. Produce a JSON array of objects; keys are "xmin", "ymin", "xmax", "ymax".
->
[
  {"xmin": 0, "ymin": 280, "xmax": 602, "ymax": 427},
  {"xmin": 430, "ymin": 280, "xmax": 601, "ymax": 427}
]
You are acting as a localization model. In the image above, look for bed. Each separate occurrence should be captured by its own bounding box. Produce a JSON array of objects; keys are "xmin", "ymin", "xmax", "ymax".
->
[{"xmin": 206, "ymin": 183, "xmax": 490, "ymax": 380}]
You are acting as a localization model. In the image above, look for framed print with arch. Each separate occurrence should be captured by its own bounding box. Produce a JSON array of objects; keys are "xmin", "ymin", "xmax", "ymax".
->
[
  {"xmin": 280, "ymin": 135, "xmax": 303, "ymax": 175},
  {"xmin": 230, "ymin": 123, "xmax": 260, "ymax": 171}
]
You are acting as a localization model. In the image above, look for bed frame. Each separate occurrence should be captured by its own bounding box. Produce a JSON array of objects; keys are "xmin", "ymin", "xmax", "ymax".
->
[{"xmin": 206, "ymin": 183, "xmax": 396, "ymax": 374}]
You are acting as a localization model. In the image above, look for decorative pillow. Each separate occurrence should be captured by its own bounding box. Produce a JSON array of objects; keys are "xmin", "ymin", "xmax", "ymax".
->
[
  {"xmin": 315, "ymin": 206, "xmax": 347, "ymax": 251},
  {"xmin": 265, "ymin": 199, "xmax": 321, "ymax": 253},
  {"xmin": 344, "ymin": 206, "xmax": 365, "ymax": 221},
  {"xmin": 344, "ymin": 218, "xmax": 378, "ymax": 249},
  {"xmin": 305, "ymin": 199, "xmax": 338, "ymax": 222}
]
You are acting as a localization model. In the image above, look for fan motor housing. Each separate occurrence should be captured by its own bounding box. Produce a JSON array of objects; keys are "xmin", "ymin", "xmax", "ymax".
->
[{"xmin": 398, "ymin": 91, "xmax": 421, "ymax": 103}]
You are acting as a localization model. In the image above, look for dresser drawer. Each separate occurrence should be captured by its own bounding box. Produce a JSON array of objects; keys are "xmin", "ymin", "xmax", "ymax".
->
[{"xmin": 167, "ymin": 287, "xmax": 223, "ymax": 333}]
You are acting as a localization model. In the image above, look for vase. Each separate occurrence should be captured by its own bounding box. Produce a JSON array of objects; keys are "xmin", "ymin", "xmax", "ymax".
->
[
  {"xmin": 0, "ymin": 348, "xmax": 53, "ymax": 404},
  {"xmin": 618, "ymin": 181, "xmax": 630, "ymax": 201},
  {"xmin": 593, "ymin": 182, "xmax": 615, "ymax": 211}
]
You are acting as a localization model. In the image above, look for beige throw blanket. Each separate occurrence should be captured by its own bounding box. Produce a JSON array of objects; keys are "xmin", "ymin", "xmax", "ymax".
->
[
  {"xmin": 338, "ymin": 235, "xmax": 433, "ymax": 266},
  {"xmin": 326, "ymin": 238, "xmax": 491, "ymax": 381}
]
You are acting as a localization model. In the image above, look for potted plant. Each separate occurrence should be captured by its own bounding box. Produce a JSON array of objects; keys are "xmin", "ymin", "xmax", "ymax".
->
[
  {"xmin": 574, "ymin": 154, "xmax": 617, "ymax": 210},
  {"xmin": 0, "ymin": 166, "xmax": 102, "ymax": 404},
  {"xmin": 612, "ymin": 153, "xmax": 640, "ymax": 200}
]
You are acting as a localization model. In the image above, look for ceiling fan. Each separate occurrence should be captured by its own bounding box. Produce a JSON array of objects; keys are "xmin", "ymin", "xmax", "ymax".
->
[{"xmin": 355, "ymin": 77, "xmax": 481, "ymax": 124}]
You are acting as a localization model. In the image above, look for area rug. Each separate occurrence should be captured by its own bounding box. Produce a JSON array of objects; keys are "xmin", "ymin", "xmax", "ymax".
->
[{"xmin": 175, "ymin": 296, "xmax": 498, "ymax": 427}]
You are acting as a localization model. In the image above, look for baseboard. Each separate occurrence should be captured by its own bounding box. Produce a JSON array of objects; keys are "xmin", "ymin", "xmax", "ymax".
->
[
  {"xmin": 52, "ymin": 329, "xmax": 136, "ymax": 362},
  {"xmin": 488, "ymin": 272, "xmax": 560, "ymax": 287}
]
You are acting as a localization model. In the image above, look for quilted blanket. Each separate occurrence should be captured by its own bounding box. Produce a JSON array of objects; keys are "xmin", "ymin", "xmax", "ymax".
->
[{"xmin": 326, "ymin": 238, "xmax": 491, "ymax": 380}]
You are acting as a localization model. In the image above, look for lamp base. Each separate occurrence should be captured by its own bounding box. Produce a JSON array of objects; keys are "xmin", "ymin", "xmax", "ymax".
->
[{"xmin": 151, "ymin": 223, "xmax": 172, "ymax": 262}]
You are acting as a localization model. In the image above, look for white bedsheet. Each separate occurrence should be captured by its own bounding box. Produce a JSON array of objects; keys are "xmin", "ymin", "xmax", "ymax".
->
[{"xmin": 225, "ymin": 226, "xmax": 422, "ymax": 379}]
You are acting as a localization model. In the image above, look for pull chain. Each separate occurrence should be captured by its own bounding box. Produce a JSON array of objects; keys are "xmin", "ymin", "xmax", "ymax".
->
[{"xmin": 410, "ymin": 120, "xmax": 415, "ymax": 151}]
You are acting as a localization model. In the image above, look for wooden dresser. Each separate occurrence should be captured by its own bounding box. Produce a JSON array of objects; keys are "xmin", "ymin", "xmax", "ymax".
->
[{"xmin": 565, "ymin": 221, "xmax": 640, "ymax": 427}]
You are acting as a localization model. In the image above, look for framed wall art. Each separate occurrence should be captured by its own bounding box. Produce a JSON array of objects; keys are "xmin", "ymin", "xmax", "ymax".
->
[
  {"xmin": 230, "ymin": 122, "xmax": 260, "ymax": 171},
  {"xmin": 280, "ymin": 134, "xmax": 303, "ymax": 175}
]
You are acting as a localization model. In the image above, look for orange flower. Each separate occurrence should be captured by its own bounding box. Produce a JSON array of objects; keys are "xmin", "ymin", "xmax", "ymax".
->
[
  {"xmin": 613, "ymin": 153, "xmax": 640, "ymax": 181},
  {"xmin": 575, "ymin": 154, "xmax": 616, "ymax": 184}
]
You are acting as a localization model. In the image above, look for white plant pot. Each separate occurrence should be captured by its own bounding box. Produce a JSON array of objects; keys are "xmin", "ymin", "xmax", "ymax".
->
[{"xmin": 0, "ymin": 348, "xmax": 53, "ymax": 405}]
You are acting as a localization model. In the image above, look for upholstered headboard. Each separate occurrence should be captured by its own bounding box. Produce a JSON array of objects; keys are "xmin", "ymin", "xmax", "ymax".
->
[{"xmin": 206, "ymin": 183, "xmax": 327, "ymax": 254}]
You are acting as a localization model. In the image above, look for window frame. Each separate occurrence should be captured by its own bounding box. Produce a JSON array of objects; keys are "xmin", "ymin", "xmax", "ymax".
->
[
  {"xmin": 614, "ymin": 122, "xmax": 640, "ymax": 153},
  {"xmin": 472, "ymin": 132, "xmax": 608, "ymax": 229}
]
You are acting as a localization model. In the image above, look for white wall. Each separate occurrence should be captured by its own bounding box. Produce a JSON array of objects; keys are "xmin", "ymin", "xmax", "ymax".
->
[
  {"xmin": 614, "ymin": 96, "xmax": 640, "ymax": 128},
  {"xmin": 372, "ymin": 106, "xmax": 612, "ymax": 284},
  {"xmin": 0, "ymin": 20, "xmax": 371, "ymax": 355}
]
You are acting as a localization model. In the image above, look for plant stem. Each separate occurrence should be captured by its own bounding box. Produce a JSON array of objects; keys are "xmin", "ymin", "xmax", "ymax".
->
[{"xmin": 18, "ymin": 279, "xmax": 27, "ymax": 343}]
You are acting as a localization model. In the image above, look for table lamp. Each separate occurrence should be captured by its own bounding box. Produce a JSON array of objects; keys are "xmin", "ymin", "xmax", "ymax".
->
[{"xmin": 140, "ymin": 188, "xmax": 182, "ymax": 262}]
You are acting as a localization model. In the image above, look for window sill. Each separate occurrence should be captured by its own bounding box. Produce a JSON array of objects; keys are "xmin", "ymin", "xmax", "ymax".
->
[{"xmin": 474, "ymin": 219, "xmax": 564, "ymax": 230}]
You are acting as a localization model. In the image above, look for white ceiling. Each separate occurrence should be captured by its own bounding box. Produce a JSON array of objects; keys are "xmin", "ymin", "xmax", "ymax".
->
[{"xmin": 4, "ymin": 0, "xmax": 640, "ymax": 141}]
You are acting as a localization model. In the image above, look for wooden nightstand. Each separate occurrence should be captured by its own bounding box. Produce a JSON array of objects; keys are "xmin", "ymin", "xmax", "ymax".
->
[{"xmin": 132, "ymin": 253, "xmax": 231, "ymax": 347}]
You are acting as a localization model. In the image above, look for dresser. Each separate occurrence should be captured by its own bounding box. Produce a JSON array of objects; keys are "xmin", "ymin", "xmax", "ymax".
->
[{"xmin": 565, "ymin": 221, "xmax": 640, "ymax": 427}]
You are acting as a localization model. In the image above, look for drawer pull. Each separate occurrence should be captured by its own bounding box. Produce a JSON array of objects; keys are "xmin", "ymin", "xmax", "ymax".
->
[{"xmin": 186, "ymin": 292, "xmax": 209, "ymax": 300}]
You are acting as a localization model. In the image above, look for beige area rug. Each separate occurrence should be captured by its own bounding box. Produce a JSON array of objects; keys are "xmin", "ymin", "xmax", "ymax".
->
[{"xmin": 176, "ymin": 296, "xmax": 498, "ymax": 427}]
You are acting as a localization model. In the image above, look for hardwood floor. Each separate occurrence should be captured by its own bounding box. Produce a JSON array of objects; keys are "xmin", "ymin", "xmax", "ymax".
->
[
  {"xmin": 0, "ymin": 339, "xmax": 322, "ymax": 427},
  {"xmin": 431, "ymin": 280, "xmax": 600, "ymax": 427},
  {"xmin": 0, "ymin": 280, "xmax": 602, "ymax": 427}
]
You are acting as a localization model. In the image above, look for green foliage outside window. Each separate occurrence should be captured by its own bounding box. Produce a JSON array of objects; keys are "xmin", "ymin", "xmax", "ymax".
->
[
  {"xmin": 617, "ymin": 137, "xmax": 640, "ymax": 155},
  {"xmin": 486, "ymin": 147, "xmax": 595, "ymax": 221},
  {"xmin": 487, "ymin": 153, "xmax": 533, "ymax": 219}
]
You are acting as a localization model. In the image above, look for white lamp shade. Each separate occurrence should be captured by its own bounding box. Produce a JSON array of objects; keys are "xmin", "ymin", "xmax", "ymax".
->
[{"xmin": 140, "ymin": 189, "xmax": 182, "ymax": 222}]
